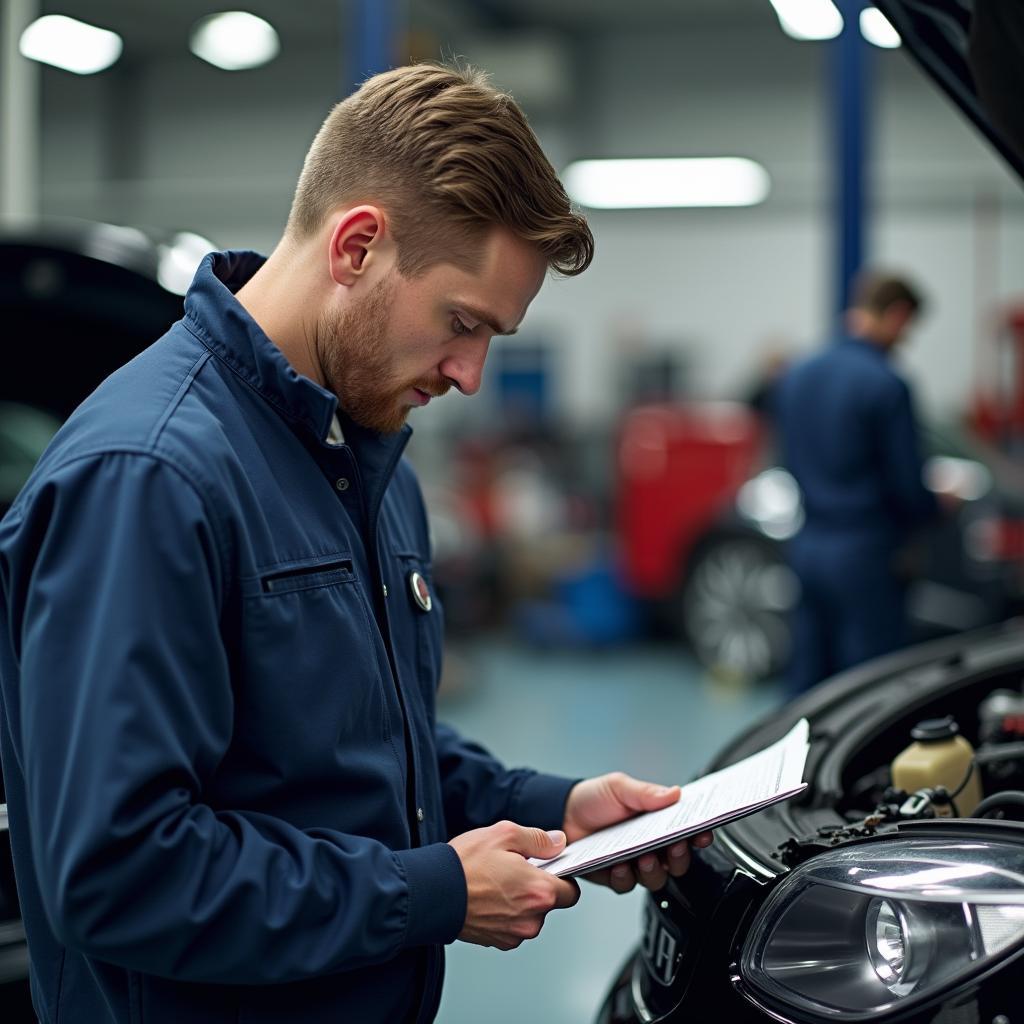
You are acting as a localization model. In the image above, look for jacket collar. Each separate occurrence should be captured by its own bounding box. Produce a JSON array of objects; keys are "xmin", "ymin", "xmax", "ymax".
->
[
  {"xmin": 184, "ymin": 250, "xmax": 338, "ymax": 441},
  {"xmin": 183, "ymin": 250, "xmax": 411, "ymax": 501}
]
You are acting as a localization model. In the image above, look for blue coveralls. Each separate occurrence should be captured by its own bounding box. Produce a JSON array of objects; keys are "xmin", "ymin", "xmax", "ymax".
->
[
  {"xmin": 0, "ymin": 251, "xmax": 576, "ymax": 1023},
  {"xmin": 775, "ymin": 335, "xmax": 938, "ymax": 693}
]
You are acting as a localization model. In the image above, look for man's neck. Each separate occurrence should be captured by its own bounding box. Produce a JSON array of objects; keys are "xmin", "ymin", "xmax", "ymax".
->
[{"xmin": 235, "ymin": 243, "xmax": 326, "ymax": 388}]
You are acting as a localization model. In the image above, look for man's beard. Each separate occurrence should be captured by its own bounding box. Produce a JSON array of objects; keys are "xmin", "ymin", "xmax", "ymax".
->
[{"xmin": 318, "ymin": 275, "xmax": 448, "ymax": 434}]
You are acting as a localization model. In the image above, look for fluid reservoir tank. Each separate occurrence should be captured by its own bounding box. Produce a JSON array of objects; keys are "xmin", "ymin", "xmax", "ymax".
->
[{"xmin": 891, "ymin": 716, "xmax": 983, "ymax": 816}]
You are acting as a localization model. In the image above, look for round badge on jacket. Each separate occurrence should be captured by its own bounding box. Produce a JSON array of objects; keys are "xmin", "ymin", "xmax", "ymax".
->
[{"xmin": 408, "ymin": 571, "xmax": 432, "ymax": 613}]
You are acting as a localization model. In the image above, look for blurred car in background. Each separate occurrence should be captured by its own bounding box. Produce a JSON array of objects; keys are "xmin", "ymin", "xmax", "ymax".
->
[
  {"xmin": 599, "ymin": 1, "xmax": 1024, "ymax": 1020},
  {"xmin": 0, "ymin": 220, "xmax": 199, "ymax": 1018},
  {"xmin": 617, "ymin": 404, "xmax": 1024, "ymax": 682},
  {"xmin": 616, "ymin": 401, "xmax": 782, "ymax": 676}
]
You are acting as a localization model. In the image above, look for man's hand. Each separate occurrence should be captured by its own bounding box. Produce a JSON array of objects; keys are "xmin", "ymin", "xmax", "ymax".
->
[
  {"xmin": 563, "ymin": 772, "xmax": 713, "ymax": 893},
  {"xmin": 449, "ymin": 821, "xmax": 580, "ymax": 950}
]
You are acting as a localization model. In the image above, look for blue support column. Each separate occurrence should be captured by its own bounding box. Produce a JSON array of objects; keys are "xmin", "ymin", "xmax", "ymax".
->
[
  {"xmin": 832, "ymin": 0, "xmax": 871, "ymax": 315},
  {"xmin": 344, "ymin": 0, "xmax": 405, "ymax": 97}
]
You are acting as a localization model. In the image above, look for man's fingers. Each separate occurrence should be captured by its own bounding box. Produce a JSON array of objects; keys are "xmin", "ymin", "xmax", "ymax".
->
[
  {"xmin": 451, "ymin": 823, "xmax": 582, "ymax": 950},
  {"xmin": 551, "ymin": 877, "xmax": 581, "ymax": 909},
  {"xmin": 609, "ymin": 863, "xmax": 637, "ymax": 893},
  {"xmin": 579, "ymin": 864, "xmax": 632, "ymax": 892},
  {"xmin": 581, "ymin": 867, "xmax": 612, "ymax": 887},
  {"xmin": 692, "ymin": 830, "xmax": 714, "ymax": 849},
  {"xmin": 637, "ymin": 853, "xmax": 669, "ymax": 892},
  {"xmin": 665, "ymin": 841, "xmax": 692, "ymax": 877}
]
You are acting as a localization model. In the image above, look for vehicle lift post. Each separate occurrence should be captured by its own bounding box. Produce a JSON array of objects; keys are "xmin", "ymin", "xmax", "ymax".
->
[
  {"xmin": 832, "ymin": 0, "xmax": 872, "ymax": 317},
  {"xmin": 343, "ymin": 0, "xmax": 405, "ymax": 97}
]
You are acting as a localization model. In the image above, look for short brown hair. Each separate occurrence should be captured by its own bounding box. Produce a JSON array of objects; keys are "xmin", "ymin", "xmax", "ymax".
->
[
  {"xmin": 851, "ymin": 271, "xmax": 925, "ymax": 317},
  {"xmin": 286, "ymin": 62, "xmax": 594, "ymax": 278}
]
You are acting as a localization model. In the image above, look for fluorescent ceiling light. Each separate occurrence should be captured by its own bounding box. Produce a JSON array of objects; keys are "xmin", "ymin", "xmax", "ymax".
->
[
  {"xmin": 190, "ymin": 11, "xmax": 280, "ymax": 71},
  {"xmin": 769, "ymin": 0, "xmax": 843, "ymax": 41},
  {"xmin": 563, "ymin": 158, "xmax": 771, "ymax": 210},
  {"xmin": 19, "ymin": 15, "xmax": 122, "ymax": 75},
  {"xmin": 860, "ymin": 7, "xmax": 902, "ymax": 48}
]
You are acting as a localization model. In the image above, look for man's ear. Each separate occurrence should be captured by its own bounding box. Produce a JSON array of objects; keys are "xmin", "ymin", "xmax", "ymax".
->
[{"xmin": 327, "ymin": 205, "xmax": 390, "ymax": 286}]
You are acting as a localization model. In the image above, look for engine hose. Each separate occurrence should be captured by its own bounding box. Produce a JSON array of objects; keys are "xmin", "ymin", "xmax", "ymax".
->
[
  {"xmin": 950, "ymin": 759, "xmax": 976, "ymax": 799},
  {"xmin": 971, "ymin": 791, "xmax": 1024, "ymax": 819}
]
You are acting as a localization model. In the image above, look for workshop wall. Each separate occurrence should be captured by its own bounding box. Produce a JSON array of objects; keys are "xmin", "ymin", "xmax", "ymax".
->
[{"xmin": 36, "ymin": 19, "xmax": 1024, "ymax": 429}]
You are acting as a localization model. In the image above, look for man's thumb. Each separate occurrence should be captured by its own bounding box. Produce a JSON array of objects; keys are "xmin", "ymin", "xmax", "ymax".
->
[
  {"xmin": 512, "ymin": 826, "xmax": 566, "ymax": 858},
  {"xmin": 633, "ymin": 782, "xmax": 681, "ymax": 811}
]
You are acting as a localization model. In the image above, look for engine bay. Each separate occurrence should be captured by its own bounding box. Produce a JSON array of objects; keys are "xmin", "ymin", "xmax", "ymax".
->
[{"xmin": 821, "ymin": 671, "xmax": 1024, "ymax": 847}]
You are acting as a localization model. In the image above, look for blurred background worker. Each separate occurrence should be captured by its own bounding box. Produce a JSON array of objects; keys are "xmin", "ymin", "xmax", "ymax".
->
[{"xmin": 775, "ymin": 272, "xmax": 940, "ymax": 694}]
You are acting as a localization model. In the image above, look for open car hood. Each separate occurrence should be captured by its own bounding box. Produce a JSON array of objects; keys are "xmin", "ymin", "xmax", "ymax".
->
[{"xmin": 875, "ymin": 0, "xmax": 1024, "ymax": 183}]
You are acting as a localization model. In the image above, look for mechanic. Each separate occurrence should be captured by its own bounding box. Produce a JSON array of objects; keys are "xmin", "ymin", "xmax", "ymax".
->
[
  {"xmin": 0, "ymin": 63, "xmax": 710, "ymax": 1024},
  {"xmin": 775, "ymin": 272, "xmax": 939, "ymax": 694}
]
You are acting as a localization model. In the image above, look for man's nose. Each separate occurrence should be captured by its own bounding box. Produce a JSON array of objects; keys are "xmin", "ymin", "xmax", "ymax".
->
[{"xmin": 440, "ymin": 337, "xmax": 490, "ymax": 396}]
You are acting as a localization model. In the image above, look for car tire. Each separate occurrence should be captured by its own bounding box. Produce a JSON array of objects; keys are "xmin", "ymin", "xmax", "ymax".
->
[{"xmin": 677, "ymin": 531, "xmax": 798, "ymax": 681}]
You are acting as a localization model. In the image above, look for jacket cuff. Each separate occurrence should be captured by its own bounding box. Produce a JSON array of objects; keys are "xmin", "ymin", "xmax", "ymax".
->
[
  {"xmin": 394, "ymin": 843, "xmax": 467, "ymax": 948},
  {"xmin": 509, "ymin": 773, "xmax": 580, "ymax": 833}
]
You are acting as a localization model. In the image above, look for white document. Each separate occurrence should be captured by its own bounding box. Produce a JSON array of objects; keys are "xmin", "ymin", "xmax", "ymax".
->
[{"xmin": 531, "ymin": 718, "xmax": 810, "ymax": 878}]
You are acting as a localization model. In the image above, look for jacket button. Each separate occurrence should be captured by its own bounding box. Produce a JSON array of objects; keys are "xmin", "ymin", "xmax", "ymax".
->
[
  {"xmin": 382, "ymin": 583, "xmax": 389, "ymax": 598},
  {"xmin": 335, "ymin": 477, "xmax": 349, "ymax": 491},
  {"xmin": 416, "ymin": 807, "xmax": 425, "ymax": 823}
]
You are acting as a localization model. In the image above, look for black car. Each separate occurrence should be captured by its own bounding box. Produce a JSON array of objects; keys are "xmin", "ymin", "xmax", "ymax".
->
[
  {"xmin": 0, "ymin": 221, "xmax": 192, "ymax": 1019},
  {"xmin": 598, "ymin": 623, "xmax": 1024, "ymax": 1023},
  {"xmin": 599, "ymin": 3, "xmax": 1024, "ymax": 1020}
]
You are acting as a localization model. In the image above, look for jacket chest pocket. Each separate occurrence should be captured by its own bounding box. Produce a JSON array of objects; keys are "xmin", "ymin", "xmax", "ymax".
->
[
  {"xmin": 259, "ymin": 557, "xmax": 355, "ymax": 594},
  {"xmin": 238, "ymin": 554, "xmax": 392, "ymax": 756},
  {"xmin": 393, "ymin": 554, "xmax": 444, "ymax": 721}
]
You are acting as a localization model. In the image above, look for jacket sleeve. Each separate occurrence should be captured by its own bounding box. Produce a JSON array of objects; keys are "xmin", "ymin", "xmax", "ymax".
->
[
  {"xmin": 874, "ymin": 379, "xmax": 940, "ymax": 532},
  {"xmin": 0, "ymin": 451, "xmax": 465, "ymax": 985},
  {"xmin": 434, "ymin": 722, "xmax": 578, "ymax": 839}
]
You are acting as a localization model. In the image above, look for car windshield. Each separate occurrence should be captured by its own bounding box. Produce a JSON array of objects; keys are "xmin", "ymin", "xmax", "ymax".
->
[{"xmin": 0, "ymin": 403, "xmax": 61, "ymax": 516}]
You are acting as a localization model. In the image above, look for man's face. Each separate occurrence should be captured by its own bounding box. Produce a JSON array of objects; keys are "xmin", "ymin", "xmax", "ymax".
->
[
  {"xmin": 879, "ymin": 302, "xmax": 917, "ymax": 349},
  {"xmin": 319, "ymin": 227, "xmax": 547, "ymax": 433},
  {"xmin": 847, "ymin": 302, "xmax": 917, "ymax": 351}
]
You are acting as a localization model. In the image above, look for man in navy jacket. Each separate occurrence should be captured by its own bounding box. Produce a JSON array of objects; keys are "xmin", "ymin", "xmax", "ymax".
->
[
  {"xmin": 775, "ymin": 273, "xmax": 939, "ymax": 694},
  {"xmin": 0, "ymin": 64, "xmax": 708, "ymax": 1023}
]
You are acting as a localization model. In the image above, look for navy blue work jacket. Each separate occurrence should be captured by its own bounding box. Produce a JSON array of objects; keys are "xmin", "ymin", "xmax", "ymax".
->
[
  {"xmin": 0, "ymin": 251, "xmax": 575, "ymax": 1023},
  {"xmin": 775, "ymin": 335, "xmax": 938, "ymax": 548}
]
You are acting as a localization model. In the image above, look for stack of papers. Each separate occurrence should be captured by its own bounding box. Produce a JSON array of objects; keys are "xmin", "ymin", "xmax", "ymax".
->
[{"xmin": 531, "ymin": 718, "xmax": 810, "ymax": 878}]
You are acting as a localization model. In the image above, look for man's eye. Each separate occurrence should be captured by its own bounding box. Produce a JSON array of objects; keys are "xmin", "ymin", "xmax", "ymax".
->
[{"xmin": 452, "ymin": 317, "xmax": 472, "ymax": 336}]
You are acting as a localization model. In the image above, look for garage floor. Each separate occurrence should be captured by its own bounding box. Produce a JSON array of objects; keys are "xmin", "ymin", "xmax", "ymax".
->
[{"xmin": 435, "ymin": 638, "xmax": 785, "ymax": 1024}]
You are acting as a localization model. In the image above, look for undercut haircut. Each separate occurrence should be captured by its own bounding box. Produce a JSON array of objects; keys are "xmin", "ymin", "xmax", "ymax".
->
[{"xmin": 286, "ymin": 62, "xmax": 594, "ymax": 278}]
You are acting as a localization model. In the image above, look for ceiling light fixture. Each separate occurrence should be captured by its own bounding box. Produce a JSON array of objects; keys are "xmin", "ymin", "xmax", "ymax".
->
[
  {"xmin": 19, "ymin": 15, "xmax": 122, "ymax": 75},
  {"xmin": 189, "ymin": 11, "xmax": 280, "ymax": 71},
  {"xmin": 562, "ymin": 158, "xmax": 771, "ymax": 210},
  {"xmin": 768, "ymin": 0, "xmax": 844, "ymax": 41},
  {"xmin": 860, "ymin": 7, "xmax": 902, "ymax": 48}
]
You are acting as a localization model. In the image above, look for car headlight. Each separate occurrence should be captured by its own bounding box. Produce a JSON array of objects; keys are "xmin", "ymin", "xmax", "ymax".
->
[{"xmin": 739, "ymin": 836, "xmax": 1024, "ymax": 1020}]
